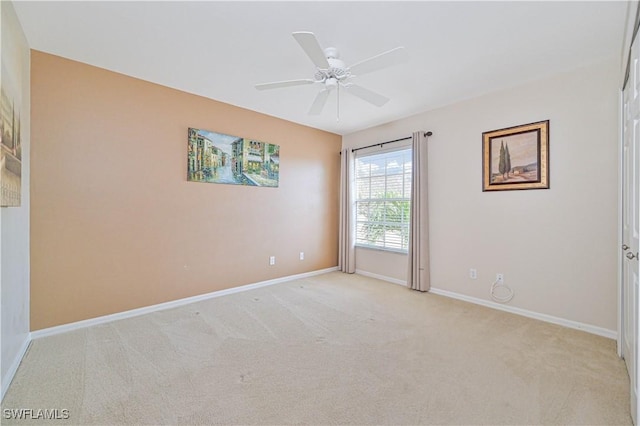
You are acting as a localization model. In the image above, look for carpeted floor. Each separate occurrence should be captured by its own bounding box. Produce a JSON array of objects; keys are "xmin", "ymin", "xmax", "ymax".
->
[{"xmin": 1, "ymin": 272, "xmax": 631, "ymax": 425}]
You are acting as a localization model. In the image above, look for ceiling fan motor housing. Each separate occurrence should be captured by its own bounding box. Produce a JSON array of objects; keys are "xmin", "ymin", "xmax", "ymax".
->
[{"xmin": 314, "ymin": 49, "xmax": 349, "ymax": 85}]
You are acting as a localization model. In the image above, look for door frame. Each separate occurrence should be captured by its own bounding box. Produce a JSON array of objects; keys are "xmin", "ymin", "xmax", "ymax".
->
[
  {"xmin": 619, "ymin": 9, "xmax": 640, "ymax": 419},
  {"xmin": 619, "ymin": 88, "xmax": 624, "ymax": 358},
  {"xmin": 618, "ymin": 0, "xmax": 639, "ymax": 363}
]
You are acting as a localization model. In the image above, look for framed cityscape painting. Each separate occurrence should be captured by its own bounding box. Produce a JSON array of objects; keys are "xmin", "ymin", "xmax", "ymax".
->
[
  {"xmin": 482, "ymin": 120, "xmax": 549, "ymax": 192},
  {"xmin": 188, "ymin": 128, "xmax": 280, "ymax": 187}
]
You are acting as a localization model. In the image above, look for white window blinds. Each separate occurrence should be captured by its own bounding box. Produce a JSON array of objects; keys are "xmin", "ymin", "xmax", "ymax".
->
[{"xmin": 355, "ymin": 147, "xmax": 412, "ymax": 252}]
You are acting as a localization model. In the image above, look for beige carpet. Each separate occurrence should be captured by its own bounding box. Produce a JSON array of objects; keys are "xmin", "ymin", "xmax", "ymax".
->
[{"xmin": 2, "ymin": 272, "xmax": 631, "ymax": 425}]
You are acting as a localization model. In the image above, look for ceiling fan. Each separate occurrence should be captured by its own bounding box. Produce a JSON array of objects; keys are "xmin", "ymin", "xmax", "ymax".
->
[{"xmin": 255, "ymin": 32, "xmax": 408, "ymax": 117}]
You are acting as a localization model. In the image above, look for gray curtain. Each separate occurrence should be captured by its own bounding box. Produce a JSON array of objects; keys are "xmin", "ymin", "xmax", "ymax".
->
[
  {"xmin": 407, "ymin": 131, "xmax": 430, "ymax": 291},
  {"xmin": 338, "ymin": 148, "xmax": 355, "ymax": 273}
]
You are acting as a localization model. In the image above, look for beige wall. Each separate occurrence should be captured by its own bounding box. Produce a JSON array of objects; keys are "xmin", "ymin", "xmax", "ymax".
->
[
  {"xmin": 344, "ymin": 58, "xmax": 620, "ymax": 332},
  {"xmin": 31, "ymin": 51, "xmax": 341, "ymax": 330}
]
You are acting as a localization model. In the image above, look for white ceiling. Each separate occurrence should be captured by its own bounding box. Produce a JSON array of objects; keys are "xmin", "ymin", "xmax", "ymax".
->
[{"xmin": 13, "ymin": 1, "xmax": 628, "ymax": 135}]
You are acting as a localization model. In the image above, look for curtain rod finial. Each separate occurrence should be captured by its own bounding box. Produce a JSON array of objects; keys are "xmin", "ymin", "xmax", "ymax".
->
[{"xmin": 425, "ymin": 131, "xmax": 433, "ymax": 137}]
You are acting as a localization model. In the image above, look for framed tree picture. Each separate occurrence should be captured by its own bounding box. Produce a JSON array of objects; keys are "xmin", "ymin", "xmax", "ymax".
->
[{"xmin": 482, "ymin": 120, "xmax": 549, "ymax": 191}]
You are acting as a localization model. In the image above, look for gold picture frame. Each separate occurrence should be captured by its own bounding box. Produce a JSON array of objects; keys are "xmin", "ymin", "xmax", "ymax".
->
[{"xmin": 482, "ymin": 120, "xmax": 549, "ymax": 191}]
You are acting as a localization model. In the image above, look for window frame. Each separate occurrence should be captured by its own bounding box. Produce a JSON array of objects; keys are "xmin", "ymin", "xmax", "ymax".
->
[{"xmin": 354, "ymin": 146, "xmax": 412, "ymax": 254}]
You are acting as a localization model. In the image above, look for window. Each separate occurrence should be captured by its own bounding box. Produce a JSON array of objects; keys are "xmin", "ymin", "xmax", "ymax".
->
[{"xmin": 355, "ymin": 148, "xmax": 412, "ymax": 252}]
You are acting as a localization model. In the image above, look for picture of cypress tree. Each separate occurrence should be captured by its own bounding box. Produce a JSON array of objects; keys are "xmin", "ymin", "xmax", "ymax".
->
[
  {"xmin": 498, "ymin": 140, "xmax": 506, "ymax": 179},
  {"xmin": 505, "ymin": 143, "xmax": 512, "ymax": 179},
  {"xmin": 484, "ymin": 120, "xmax": 549, "ymax": 190}
]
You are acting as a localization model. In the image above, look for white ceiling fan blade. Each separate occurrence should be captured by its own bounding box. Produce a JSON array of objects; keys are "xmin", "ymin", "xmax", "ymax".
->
[
  {"xmin": 349, "ymin": 47, "xmax": 408, "ymax": 77},
  {"xmin": 309, "ymin": 90, "xmax": 330, "ymax": 115},
  {"xmin": 345, "ymin": 84, "xmax": 389, "ymax": 107},
  {"xmin": 255, "ymin": 79, "xmax": 315, "ymax": 91},
  {"xmin": 292, "ymin": 32, "xmax": 330, "ymax": 69}
]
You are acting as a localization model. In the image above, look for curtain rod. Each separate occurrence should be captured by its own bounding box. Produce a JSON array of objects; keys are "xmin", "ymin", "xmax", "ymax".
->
[{"xmin": 351, "ymin": 131, "xmax": 433, "ymax": 153}]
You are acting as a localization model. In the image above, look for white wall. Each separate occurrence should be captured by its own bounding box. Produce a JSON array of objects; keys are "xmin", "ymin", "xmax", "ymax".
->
[
  {"xmin": 344, "ymin": 58, "xmax": 620, "ymax": 332},
  {"xmin": 1, "ymin": 0, "xmax": 31, "ymax": 400}
]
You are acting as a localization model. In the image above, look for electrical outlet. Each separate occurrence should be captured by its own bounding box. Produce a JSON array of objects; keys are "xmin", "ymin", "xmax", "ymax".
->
[
  {"xmin": 269, "ymin": 256, "xmax": 275, "ymax": 266},
  {"xmin": 496, "ymin": 273, "xmax": 504, "ymax": 282},
  {"xmin": 469, "ymin": 268, "xmax": 477, "ymax": 279},
  {"xmin": 299, "ymin": 252, "xmax": 305, "ymax": 260}
]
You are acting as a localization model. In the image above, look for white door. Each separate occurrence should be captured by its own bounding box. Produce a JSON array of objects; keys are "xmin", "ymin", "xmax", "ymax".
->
[{"xmin": 622, "ymin": 32, "xmax": 640, "ymax": 425}]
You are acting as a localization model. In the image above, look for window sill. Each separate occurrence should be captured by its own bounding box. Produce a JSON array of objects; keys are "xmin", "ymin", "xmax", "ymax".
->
[{"xmin": 355, "ymin": 245, "xmax": 408, "ymax": 255}]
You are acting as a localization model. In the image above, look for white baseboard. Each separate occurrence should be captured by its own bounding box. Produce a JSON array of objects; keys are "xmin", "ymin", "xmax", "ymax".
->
[
  {"xmin": 31, "ymin": 267, "xmax": 339, "ymax": 340},
  {"xmin": 355, "ymin": 269, "xmax": 406, "ymax": 286},
  {"xmin": 429, "ymin": 287, "xmax": 617, "ymax": 340},
  {"xmin": 354, "ymin": 270, "xmax": 616, "ymax": 340},
  {"xmin": 1, "ymin": 335, "xmax": 31, "ymax": 401}
]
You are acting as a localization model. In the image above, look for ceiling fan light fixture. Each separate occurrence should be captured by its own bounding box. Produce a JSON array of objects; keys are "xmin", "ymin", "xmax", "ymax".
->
[{"xmin": 255, "ymin": 31, "xmax": 407, "ymax": 117}]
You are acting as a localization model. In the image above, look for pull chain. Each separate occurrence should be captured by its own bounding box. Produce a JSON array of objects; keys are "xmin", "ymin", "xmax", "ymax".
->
[{"xmin": 336, "ymin": 83, "xmax": 340, "ymax": 122}]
